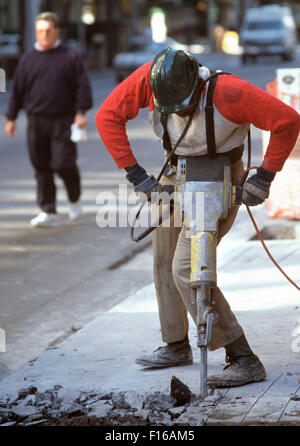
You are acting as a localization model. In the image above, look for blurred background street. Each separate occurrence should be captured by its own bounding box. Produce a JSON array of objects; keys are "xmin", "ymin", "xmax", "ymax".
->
[{"xmin": 0, "ymin": 0, "xmax": 299, "ymax": 381}]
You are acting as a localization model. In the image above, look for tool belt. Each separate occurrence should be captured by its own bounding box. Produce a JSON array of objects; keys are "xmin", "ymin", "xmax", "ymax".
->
[
  {"xmin": 164, "ymin": 147, "xmax": 244, "ymax": 176},
  {"xmin": 173, "ymin": 145, "xmax": 244, "ymax": 170}
]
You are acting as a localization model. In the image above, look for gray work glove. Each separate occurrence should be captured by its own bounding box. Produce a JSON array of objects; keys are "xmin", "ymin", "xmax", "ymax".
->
[
  {"xmin": 242, "ymin": 167, "xmax": 276, "ymax": 206},
  {"xmin": 126, "ymin": 164, "xmax": 163, "ymax": 204}
]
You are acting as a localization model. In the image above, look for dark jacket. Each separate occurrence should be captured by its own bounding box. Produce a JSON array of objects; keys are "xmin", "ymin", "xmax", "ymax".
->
[{"xmin": 6, "ymin": 44, "xmax": 93, "ymax": 120}]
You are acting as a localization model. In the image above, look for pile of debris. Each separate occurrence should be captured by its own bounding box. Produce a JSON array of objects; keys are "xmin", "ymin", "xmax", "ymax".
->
[{"xmin": 0, "ymin": 376, "xmax": 222, "ymax": 426}]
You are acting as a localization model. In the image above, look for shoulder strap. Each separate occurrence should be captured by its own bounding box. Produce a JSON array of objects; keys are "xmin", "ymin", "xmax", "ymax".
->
[
  {"xmin": 205, "ymin": 74, "xmax": 218, "ymax": 159},
  {"xmin": 205, "ymin": 71, "xmax": 230, "ymax": 159}
]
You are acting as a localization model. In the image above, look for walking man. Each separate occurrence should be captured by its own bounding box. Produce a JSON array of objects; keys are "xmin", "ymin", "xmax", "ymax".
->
[{"xmin": 5, "ymin": 12, "xmax": 93, "ymax": 227}]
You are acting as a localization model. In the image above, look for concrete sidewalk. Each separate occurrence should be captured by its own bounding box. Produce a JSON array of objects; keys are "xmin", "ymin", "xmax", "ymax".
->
[{"xmin": 0, "ymin": 205, "xmax": 299, "ymax": 426}]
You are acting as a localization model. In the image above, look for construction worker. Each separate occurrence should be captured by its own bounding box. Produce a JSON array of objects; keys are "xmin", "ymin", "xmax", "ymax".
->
[{"xmin": 95, "ymin": 48, "xmax": 300, "ymax": 388}]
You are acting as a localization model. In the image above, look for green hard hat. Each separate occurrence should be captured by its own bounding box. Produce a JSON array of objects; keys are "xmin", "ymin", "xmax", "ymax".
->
[{"xmin": 150, "ymin": 47, "xmax": 199, "ymax": 114}]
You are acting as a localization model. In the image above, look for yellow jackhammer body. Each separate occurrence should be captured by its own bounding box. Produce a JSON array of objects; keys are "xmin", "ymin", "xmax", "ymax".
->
[{"xmin": 176, "ymin": 154, "xmax": 242, "ymax": 398}]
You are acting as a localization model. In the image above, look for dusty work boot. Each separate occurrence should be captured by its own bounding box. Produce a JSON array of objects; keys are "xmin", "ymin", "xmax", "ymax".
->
[
  {"xmin": 208, "ymin": 334, "xmax": 266, "ymax": 388},
  {"xmin": 135, "ymin": 336, "xmax": 193, "ymax": 368}
]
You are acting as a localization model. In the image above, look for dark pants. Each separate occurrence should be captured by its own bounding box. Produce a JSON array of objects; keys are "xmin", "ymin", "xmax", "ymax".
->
[{"xmin": 27, "ymin": 114, "xmax": 81, "ymax": 213}]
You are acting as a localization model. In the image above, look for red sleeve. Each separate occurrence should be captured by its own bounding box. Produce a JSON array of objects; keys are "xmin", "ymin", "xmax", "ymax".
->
[
  {"xmin": 214, "ymin": 75, "xmax": 300, "ymax": 172},
  {"xmin": 95, "ymin": 61, "xmax": 154, "ymax": 169}
]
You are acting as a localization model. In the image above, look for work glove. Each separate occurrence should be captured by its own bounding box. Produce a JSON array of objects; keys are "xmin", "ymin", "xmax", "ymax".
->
[
  {"xmin": 242, "ymin": 166, "xmax": 276, "ymax": 206},
  {"xmin": 126, "ymin": 164, "xmax": 163, "ymax": 204}
]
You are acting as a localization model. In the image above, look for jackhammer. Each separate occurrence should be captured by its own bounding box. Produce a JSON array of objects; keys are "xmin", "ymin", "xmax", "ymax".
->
[
  {"xmin": 131, "ymin": 153, "xmax": 242, "ymax": 398},
  {"xmin": 176, "ymin": 154, "xmax": 242, "ymax": 398}
]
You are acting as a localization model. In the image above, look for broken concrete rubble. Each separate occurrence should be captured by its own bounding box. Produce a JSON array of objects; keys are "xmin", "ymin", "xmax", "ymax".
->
[
  {"xmin": 17, "ymin": 386, "xmax": 38, "ymax": 399},
  {"xmin": 171, "ymin": 376, "xmax": 192, "ymax": 406},
  {"xmin": 0, "ymin": 383, "xmax": 220, "ymax": 426},
  {"xmin": 176, "ymin": 406, "xmax": 205, "ymax": 426}
]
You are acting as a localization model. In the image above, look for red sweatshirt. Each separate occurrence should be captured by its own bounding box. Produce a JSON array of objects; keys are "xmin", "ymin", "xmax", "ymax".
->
[{"xmin": 95, "ymin": 61, "xmax": 300, "ymax": 172}]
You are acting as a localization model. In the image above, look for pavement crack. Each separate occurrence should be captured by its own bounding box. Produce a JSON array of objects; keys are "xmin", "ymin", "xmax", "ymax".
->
[
  {"xmin": 277, "ymin": 384, "xmax": 300, "ymax": 424},
  {"xmin": 106, "ymin": 240, "xmax": 151, "ymax": 270},
  {"xmin": 240, "ymin": 374, "xmax": 283, "ymax": 424},
  {"xmin": 203, "ymin": 388, "xmax": 229, "ymax": 424},
  {"xmin": 46, "ymin": 326, "xmax": 81, "ymax": 350}
]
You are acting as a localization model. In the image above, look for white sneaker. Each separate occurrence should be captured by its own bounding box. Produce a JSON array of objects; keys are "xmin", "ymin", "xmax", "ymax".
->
[
  {"xmin": 69, "ymin": 201, "xmax": 82, "ymax": 220},
  {"xmin": 30, "ymin": 212, "xmax": 61, "ymax": 228}
]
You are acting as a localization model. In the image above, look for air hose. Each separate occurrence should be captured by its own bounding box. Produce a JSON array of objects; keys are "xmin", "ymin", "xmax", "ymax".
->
[{"xmin": 242, "ymin": 166, "xmax": 300, "ymax": 292}]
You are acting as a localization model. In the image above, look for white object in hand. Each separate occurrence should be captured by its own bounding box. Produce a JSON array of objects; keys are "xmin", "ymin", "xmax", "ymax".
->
[{"xmin": 71, "ymin": 123, "xmax": 87, "ymax": 142}]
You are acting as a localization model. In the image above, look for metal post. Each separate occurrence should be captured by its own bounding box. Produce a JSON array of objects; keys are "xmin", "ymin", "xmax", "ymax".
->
[
  {"xmin": 206, "ymin": 0, "xmax": 215, "ymax": 50},
  {"xmin": 131, "ymin": 0, "xmax": 138, "ymax": 37},
  {"xmin": 24, "ymin": 0, "xmax": 40, "ymax": 51},
  {"xmin": 78, "ymin": 0, "xmax": 87, "ymax": 55},
  {"xmin": 78, "ymin": 20, "xmax": 86, "ymax": 55}
]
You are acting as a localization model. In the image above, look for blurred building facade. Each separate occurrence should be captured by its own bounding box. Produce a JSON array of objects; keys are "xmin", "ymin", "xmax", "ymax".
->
[{"xmin": 0, "ymin": 0, "xmax": 299, "ymax": 76}]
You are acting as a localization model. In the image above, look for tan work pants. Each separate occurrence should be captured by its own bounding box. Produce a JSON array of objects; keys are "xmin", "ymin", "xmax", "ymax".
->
[{"xmin": 152, "ymin": 159, "xmax": 245, "ymax": 351}]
